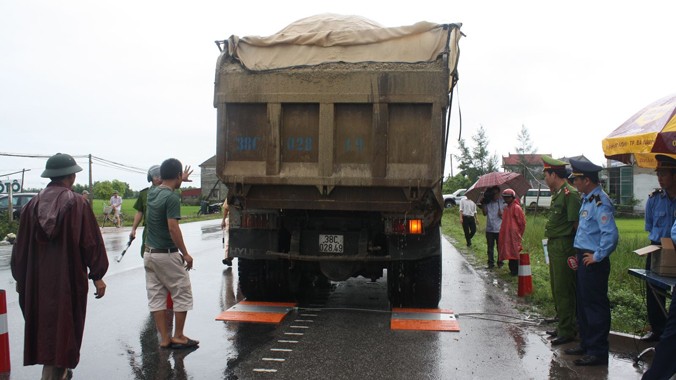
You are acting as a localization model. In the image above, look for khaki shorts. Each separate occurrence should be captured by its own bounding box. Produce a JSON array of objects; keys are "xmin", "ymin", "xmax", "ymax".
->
[{"xmin": 144, "ymin": 251, "xmax": 193, "ymax": 312}]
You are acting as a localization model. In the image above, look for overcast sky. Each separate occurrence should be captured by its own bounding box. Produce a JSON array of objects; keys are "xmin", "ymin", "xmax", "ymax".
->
[{"xmin": 1, "ymin": 0, "xmax": 675, "ymax": 192}]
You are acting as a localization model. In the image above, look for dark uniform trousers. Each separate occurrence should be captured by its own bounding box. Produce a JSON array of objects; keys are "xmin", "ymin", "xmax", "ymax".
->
[
  {"xmin": 642, "ymin": 296, "xmax": 676, "ymax": 379},
  {"xmin": 548, "ymin": 236, "xmax": 577, "ymax": 338},
  {"xmin": 576, "ymin": 249, "xmax": 610, "ymax": 357}
]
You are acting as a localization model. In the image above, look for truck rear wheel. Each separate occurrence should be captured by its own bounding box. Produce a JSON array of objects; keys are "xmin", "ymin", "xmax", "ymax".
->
[
  {"xmin": 387, "ymin": 254, "xmax": 442, "ymax": 308},
  {"xmin": 238, "ymin": 258, "xmax": 294, "ymax": 301}
]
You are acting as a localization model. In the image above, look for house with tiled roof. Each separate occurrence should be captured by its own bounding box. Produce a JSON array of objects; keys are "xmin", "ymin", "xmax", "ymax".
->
[
  {"xmin": 199, "ymin": 155, "xmax": 228, "ymax": 201},
  {"xmin": 180, "ymin": 188, "xmax": 202, "ymax": 206}
]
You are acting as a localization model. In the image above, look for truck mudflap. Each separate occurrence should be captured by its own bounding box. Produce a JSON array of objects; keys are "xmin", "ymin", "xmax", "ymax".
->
[
  {"xmin": 228, "ymin": 229, "xmax": 281, "ymax": 260},
  {"xmin": 388, "ymin": 254, "xmax": 442, "ymax": 308},
  {"xmin": 385, "ymin": 226, "xmax": 441, "ymax": 260},
  {"xmin": 387, "ymin": 226, "xmax": 442, "ymax": 308}
]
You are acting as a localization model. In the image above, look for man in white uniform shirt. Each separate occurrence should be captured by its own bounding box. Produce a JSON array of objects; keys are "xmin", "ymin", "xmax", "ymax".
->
[
  {"xmin": 110, "ymin": 190, "xmax": 123, "ymax": 228},
  {"xmin": 459, "ymin": 197, "xmax": 478, "ymax": 247}
]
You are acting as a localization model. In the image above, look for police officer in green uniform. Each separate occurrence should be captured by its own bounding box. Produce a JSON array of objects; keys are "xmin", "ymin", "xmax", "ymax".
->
[{"xmin": 542, "ymin": 155, "xmax": 582, "ymax": 346}]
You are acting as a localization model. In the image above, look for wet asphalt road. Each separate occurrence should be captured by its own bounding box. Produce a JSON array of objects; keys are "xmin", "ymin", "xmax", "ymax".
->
[{"xmin": 0, "ymin": 220, "xmax": 651, "ymax": 379}]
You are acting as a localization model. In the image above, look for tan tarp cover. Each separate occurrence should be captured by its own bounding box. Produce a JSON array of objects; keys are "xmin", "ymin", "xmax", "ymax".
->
[{"xmin": 225, "ymin": 14, "xmax": 462, "ymax": 77}]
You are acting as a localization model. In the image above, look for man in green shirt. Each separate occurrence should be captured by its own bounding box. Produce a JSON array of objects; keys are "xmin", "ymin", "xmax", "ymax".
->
[
  {"xmin": 542, "ymin": 155, "xmax": 582, "ymax": 346},
  {"xmin": 131, "ymin": 164, "xmax": 193, "ymax": 257},
  {"xmin": 144, "ymin": 158, "xmax": 198, "ymax": 349}
]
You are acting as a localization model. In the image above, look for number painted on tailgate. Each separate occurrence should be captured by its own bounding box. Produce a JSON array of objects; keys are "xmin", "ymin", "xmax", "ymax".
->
[{"xmin": 319, "ymin": 234, "xmax": 344, "ymax": 253}]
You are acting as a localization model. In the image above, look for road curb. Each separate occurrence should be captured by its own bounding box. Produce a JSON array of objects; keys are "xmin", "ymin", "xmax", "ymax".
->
[{"xmin": 609, "ymin": 331, "xmax": 654, "ymax": 357}]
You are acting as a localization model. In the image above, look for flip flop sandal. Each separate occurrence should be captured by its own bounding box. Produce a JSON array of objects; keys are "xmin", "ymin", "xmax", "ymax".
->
[{"xmin": 171, "ymin": 338, "xmax": 199, "ymax": 349}]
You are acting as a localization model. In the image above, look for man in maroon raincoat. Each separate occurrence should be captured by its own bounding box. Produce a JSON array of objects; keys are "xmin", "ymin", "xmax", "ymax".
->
[
  {"xmin": 11, "ymin": 153, "xmax": 108, "ymax": 379},
  {"xmin": 498, "ymin": 188, "xmax": 526, "ymax": 276}
]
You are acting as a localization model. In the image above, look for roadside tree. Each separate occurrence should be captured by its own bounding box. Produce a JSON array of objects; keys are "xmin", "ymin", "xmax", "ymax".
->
[
  {"xmin": 515, "ymin": 124, "xmax": 537, "ymax": 177},
  {"xmin": 455, "ymin": 126, "xmax": 499, "ymax": 183},
  {"xmin": 442, "ymin": 173, "xmax": 472, "ymax": 194},
  {"xmin": 92, "ymin": 180, "xmax": 131, "ymax": 199}
]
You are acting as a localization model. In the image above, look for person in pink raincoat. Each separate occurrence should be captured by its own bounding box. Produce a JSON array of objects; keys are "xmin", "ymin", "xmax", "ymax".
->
[{"xmin": 498, "ymin": 188, "xmax": 526, "ymax": 276}]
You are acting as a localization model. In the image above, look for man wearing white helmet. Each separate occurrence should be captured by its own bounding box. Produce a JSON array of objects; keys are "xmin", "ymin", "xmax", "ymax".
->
[{"xmin": 131, "ymin": 165, "xmax": 162, "ymax": 256}]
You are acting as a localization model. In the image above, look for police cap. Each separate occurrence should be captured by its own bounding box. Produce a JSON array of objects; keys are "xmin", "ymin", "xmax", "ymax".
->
[
  {"xmin": 568, "ymin": 158, "xmax": 602, "ymax": 179},
  {"xmin": 541, "ymin": 155, "xmax": 568, "ymax": 171},
  {"xmin": 655, "ymin": 155, "xmax": 676, "ymax": 170}
]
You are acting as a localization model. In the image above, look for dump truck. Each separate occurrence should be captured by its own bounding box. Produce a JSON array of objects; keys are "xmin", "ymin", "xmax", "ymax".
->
[{"xmin": 214, "ymin": 14, "xmax": 462, "ymax": 307}]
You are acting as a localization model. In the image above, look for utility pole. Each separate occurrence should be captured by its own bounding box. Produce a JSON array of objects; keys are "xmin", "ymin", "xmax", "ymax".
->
[
  {"xmin": 21, "ymin": 169, "xmax": 25, "ymax": 192},
  {"xmin": 450, "ymin": 155, "xmax": 454, "ymax": 177},
  {"xmin": 7, "ymin": 184, "xmax": 12, "ymax": 222}
]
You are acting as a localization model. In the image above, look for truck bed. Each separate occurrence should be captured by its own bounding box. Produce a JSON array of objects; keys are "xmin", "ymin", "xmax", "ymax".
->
[{"xmin": 214, "ymin": 60, "xmax": 450, "ymax": 212}]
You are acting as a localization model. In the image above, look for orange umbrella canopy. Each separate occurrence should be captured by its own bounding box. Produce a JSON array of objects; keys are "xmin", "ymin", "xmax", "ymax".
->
[{"xmin": 603, "ymin": 93, "xmax": 676, "ymax": 168}]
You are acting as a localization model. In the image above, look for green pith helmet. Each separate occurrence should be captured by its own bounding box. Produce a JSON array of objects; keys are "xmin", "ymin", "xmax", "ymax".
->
[{"xmin": 40, "ymin": 153, "xmax": 83, "ymax": 178}]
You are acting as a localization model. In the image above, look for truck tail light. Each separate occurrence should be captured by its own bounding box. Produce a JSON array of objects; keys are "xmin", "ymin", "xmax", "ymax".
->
[
  {"xmin": 392, "ymin": 219, "xmax": 407, "ymax": 234},
  {"xmin": 387, "ymin": 218, "xmax": 424, "ymax": 235},
  {"xmin": 240, "ymin": 212, "xmax": 277, "ymax": 229}
]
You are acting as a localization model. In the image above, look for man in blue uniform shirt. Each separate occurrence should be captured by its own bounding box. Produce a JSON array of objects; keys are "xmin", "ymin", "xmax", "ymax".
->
[
  {"xmin": 563, "ymin": 158, "xmax": 618, "ymax": 366},
  {"xmin": 641, "ymin": 155, "xmax": 676, "ymax": 342},
  {"xmin": 644, "ymin": 222, "xmax": 676, "ymax": 379}
]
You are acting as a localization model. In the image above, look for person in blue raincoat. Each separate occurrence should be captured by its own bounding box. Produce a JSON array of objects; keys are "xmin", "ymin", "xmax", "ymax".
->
[{"xmin": 563, "ymin": 158, "xmax": 618, "ymax": 367}]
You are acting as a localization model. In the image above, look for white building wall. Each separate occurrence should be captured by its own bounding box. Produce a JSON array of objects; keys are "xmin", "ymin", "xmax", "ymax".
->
[{"xmin": 633, "ymin": 168, "xmax": 659, "ymax": 213}]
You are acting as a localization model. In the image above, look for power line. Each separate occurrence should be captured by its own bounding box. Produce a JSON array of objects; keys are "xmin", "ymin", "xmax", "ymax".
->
[
  {"xmin": 0, "ymin": 152, "xmax": 88, "ymax": 159},
  {"xmin": 1, "ymin": 151, "xmax": 202, "ymax": 178},
  {"xmin": 91, "ymin": 155, "xmax": 146, "ymax": 173}
]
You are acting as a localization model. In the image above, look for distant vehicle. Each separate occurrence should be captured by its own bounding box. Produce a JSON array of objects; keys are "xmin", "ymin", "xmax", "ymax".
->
[
  {"xmin": 523, "ymin": 188, "xmax": 552, "ymax": 209},
  {"xmin": 443, "ymin": 188, "xmax": 467, "ymax": 208},
  {"xmin": 0, "ymin": 192, "xmax": 37, "ymax": 219}
]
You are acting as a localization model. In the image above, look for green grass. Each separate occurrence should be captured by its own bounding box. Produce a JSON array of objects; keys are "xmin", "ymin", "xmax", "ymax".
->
[
  {"xmin": 91, "ymin": 199, "xmax": 220, "ymax": 227},
  {"xmin": 441, "ymin": 208, "xmax": 656, "ymax": 335}
]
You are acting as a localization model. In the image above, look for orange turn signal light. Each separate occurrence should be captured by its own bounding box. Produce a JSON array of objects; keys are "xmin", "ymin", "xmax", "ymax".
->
[{"xmin": 408, "ymin": 219, "xmax": 423, "ymax": 234}]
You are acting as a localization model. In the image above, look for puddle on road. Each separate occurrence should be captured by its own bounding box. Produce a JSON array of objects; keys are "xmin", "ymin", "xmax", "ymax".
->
[
  {"xmin": 445, "ymin": 236, "xmax": 649, "ymax": 379},
  {"xmin": 201, "ymin": 223, "xmax": 223, "ymax": 240}
]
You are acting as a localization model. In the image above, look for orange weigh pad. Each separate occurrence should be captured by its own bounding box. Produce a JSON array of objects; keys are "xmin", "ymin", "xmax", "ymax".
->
[
  {"xmin": 215, "ymin": 300, "xmax": 297, "ymax": 324},
  {"xmin": 390, "ymin": 308, "xmax": 460, "ymax": 332}
]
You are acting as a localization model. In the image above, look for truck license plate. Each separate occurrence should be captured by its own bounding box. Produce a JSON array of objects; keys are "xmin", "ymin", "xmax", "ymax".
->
[{"xmin": 319, "ymin": 234, "xmax": 343, "ymax": 253}]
